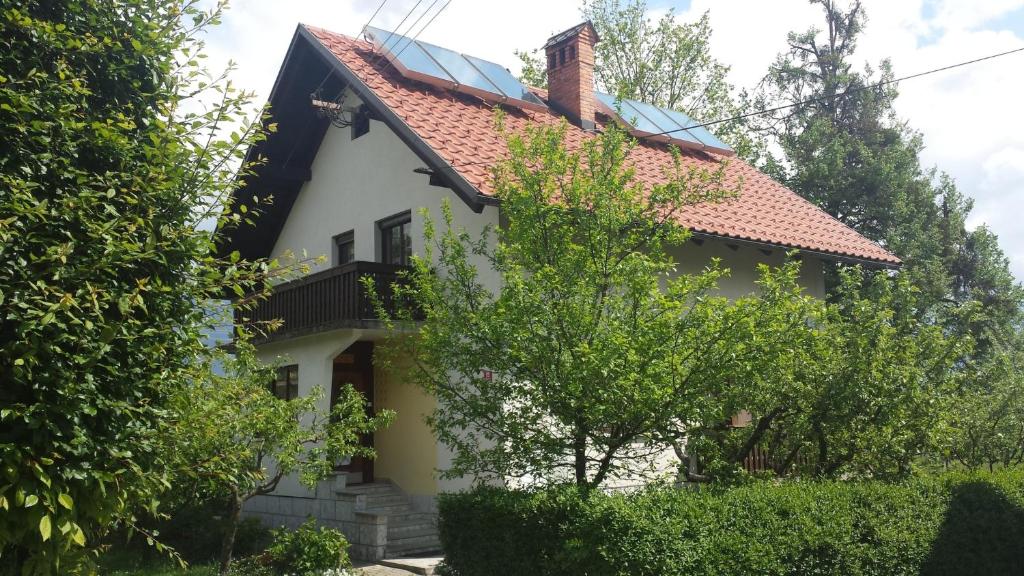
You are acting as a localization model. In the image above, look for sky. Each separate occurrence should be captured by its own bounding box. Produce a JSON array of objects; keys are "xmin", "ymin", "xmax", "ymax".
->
[{"xmin": 203, "ymin": 0, "xmax": 1024, "ymax": 280}]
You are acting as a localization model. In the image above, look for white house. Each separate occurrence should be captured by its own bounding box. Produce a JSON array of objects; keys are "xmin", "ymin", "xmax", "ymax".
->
[{"xmin": 218, "ymin": 21, "xmax": 899, "ymax": 560}]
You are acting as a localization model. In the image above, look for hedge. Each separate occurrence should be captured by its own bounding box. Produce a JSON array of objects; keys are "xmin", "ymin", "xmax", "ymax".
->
[{"xmin": 438, "ymin": 470, "xmax": 1024, "ymax": 576}]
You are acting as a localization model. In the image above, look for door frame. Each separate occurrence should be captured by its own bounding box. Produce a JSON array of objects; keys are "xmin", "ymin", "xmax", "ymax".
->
[{"xmin": 331, "ymin": 340, "xmax": 375, "ymax": 483}]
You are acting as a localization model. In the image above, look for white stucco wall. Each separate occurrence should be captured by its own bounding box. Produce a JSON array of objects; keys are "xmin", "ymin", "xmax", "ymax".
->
[
  {"xmin": 270, "ymin": 89, "xmax": 498, "ymax": 280},
  {"xmin": 668, "ymin": 237, "xmax": 827, "ymax": 300},
  {"xmin": 265, "ymin": 89, "xmax": 497, "ymax": 497}
]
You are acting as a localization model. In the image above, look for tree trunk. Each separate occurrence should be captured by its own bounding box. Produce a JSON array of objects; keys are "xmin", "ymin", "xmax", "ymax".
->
[
  {"xmin": 219, "ymin": 491, "xmax": 244, "ymax": 575},
  {"xmin": 573, "ymin": 428, "xmax": 588, "ymax": 490}
]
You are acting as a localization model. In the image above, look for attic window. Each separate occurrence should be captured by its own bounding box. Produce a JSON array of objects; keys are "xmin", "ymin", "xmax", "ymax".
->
[
  {"xmin": 568, "ymin": 45, "xmax": 575, "ymax": 60},
  {"xmin": 548, "ymin": 52, "xmax": 556, "ymax": 70},
  {"xmin": 559, "ymin": 46, "xmax": 566, "ymax": 65},
  {"xmin": 352, "ymin": 107, "xmax": 370, "ymax": 140}
]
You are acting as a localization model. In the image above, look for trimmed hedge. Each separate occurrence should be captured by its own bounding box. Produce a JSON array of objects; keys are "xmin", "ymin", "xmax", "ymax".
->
[{"xmin": 438, "ymin": 471, "xmax": 1024, "ymax": 576}]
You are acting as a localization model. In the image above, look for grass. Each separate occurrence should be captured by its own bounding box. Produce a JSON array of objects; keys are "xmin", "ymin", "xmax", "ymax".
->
[{"xmin": 99, "ymin": 549, "xmax": 218, "ymax": 576}]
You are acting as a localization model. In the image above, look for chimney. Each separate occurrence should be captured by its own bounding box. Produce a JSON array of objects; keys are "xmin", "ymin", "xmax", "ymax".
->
[{"xmin": 543, "ymin": 21, "xmax": 600, "ymax": 130}]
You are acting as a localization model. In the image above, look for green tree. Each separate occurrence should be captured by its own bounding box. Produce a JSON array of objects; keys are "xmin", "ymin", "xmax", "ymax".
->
[
  {"xmin": 699, "ymin": 268, "xmax": 961, "ymax": 480},
  {"xmin": 756, "ymin": 0, "xmax": 1024, "ymax": 469},
  {"xmin": 0, "ymin": 1, "xmax": 276, "ymax": 572},
  {"xmin": 164, "ymin": 341, "xmax": 392, "ymax": 573},
  {"xmin": 942, "ymin": 337, "xmax": 1024, "ymax": 471},
  {"xmin": 516, "ymin": 0, "xmax": 759, "ymax": 157},
  {"xmin": 374, "ymin": 116, "xmax": 811, "ymax": 491}
]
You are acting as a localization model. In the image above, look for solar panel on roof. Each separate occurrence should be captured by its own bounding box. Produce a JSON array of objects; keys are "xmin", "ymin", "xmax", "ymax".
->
[
  {"xmin": 364, "ymin": 26, "xmax": 547, "ymax": 112},
  {"xmin": 594, "ymin": 91, "xmax": 734, "ymax": 156}
]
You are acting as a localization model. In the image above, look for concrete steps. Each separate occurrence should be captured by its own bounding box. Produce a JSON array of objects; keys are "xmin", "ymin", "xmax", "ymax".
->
[{"xmin": 343, "ymin": 481, "xmax": 442, "ymax": 558}]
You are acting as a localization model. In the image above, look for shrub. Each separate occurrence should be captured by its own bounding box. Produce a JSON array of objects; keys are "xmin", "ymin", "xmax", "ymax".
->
[
  {"xmin": 266, "ymin": 518, "xmax": 350, "ymax": 576},
  {"xmin": 438, "ymin": 470, "xmax": 1024, "ymax": 576}
]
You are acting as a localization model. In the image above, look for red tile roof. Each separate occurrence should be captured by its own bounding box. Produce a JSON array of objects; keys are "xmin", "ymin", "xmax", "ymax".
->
[{"xmin": 306, "ymin": 26, "xmax": 900, "ymax": 266}]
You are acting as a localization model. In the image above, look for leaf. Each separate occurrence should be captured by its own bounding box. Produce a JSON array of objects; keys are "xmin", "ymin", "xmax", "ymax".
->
[
  {"xmin": 39, "ymin": 515, "xmax": 51, "ymax": 542},
  {"xmin": 58, "ymin": 493, "xmax": 73, "ymax": 510},
  {"xmin": 71, "ymin": 525, "xmax": 86, "ymax": 546},
  {"xmin": 24, "ymin": 494, "xmax": 38, "ymax": 507}
]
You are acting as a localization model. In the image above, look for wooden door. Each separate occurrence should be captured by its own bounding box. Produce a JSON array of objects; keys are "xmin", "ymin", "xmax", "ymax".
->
[{"xmin": 331, "ymin": 341, "xmax": 375, "ymax": 483}]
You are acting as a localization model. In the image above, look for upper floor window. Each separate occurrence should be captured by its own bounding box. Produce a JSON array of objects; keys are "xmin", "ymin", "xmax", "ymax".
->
[
  {"xmin": 272, "ymin": 365, "xmax": 298, "ymax": 400},
  {"xmin": 334, "ymin": 230, "xmax": 354, "ymax": 265},
  {"xmin": 379, "ymin": 211, "xmax": 412, "ymax": 266}
]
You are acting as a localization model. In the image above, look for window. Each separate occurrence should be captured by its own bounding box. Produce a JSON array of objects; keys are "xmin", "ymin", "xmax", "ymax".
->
[
  {"xmin": 334, "ymin": 230, "xmax": 354, "ymax": 265},
  {"xmin": 378, "ymin": 211, "xmax": 412, "ymax": 266},
  {"xmin": 271, "ymin": 365, "xmax": 298, "ymax": 400}
]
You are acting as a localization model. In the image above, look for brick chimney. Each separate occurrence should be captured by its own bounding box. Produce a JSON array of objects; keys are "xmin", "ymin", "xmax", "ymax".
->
[{"xmin": 543, "ymin": 21, "xmax": 600, "ymax": 130}]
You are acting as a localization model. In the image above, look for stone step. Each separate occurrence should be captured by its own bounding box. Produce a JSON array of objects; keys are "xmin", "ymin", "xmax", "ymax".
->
[
  {"xmin": 388, "ymin": 522, "xmax": 438, "ymax": 540},
  {"xmin": 363, "ymin": 493, "xmax": 408, "ymax": 508},
  {"xmin": 364, "ymin": 503, "xmax": 413, "ymax": 515},
  {"xmin": 339, "ymin": 482, "xmax": 399, "ymax": 495},
  {"xmin": 386, "ymin": 534, "xmax": 442, "ymax": 557},
  {"xmin": 388, "ymin": 512, "xmax": 437, "ymax": 525}
]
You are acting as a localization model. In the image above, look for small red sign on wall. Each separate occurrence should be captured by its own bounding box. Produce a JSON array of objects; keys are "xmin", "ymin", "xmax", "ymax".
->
[{"xmin": 481, "ymin": 370, "xmax": 493, "ymax": 381}]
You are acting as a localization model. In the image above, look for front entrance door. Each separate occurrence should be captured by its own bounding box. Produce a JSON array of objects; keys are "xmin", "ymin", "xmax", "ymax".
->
[{"xmin": 332, "ymin": 341, "xmax": 375, "ymax": 484}]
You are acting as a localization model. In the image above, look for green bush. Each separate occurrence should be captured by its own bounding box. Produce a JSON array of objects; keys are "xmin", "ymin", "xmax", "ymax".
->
[
  {"xmin": 438, "ymin": 470, "xmax": 1024, "ymax": 576},
  {"xmin": 103, "ymin": 499, "xmax": 271, "ymax": 566},
  {"xmin": 266, "ymin": 518, "xmax": 350, "ymax": 576}
]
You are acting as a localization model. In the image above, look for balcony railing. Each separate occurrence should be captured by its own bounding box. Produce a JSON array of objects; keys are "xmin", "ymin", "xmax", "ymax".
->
[{"xmin": 238, "ymin": 261, "xmax": 407, "ymax": 343}]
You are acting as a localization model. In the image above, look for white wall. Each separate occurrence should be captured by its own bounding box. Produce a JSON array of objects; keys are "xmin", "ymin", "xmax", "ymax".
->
[
  {"xmin": 669, "ymin": 238, "xmax": 826, "ymax": 300},
  {"xmin": 271, "ymin": 89, "xmax": 499, "ymax": 279},
  {"xmin": 255, "ymin": 329, "xmax": 360, "ymax": 497},
  {"xmin": 267, "ymin": 89, "xmax": 500, "ymax": 496}
]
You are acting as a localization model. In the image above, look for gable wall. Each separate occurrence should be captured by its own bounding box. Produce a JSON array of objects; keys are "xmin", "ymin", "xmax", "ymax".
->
[{"xmin": 270, "ymin": 89, "xmax": 498, "ymax": 280}]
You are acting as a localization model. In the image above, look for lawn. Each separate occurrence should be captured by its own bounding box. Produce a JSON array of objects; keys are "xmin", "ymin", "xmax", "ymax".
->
[{"xmin": 100, "ymin": 549, "xmax": 217, "ymax": 576}]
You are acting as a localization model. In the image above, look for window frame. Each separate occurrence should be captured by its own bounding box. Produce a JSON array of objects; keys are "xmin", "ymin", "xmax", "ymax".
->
[
  {"xmin": 377, "ymin": 211, "xmax": 412, "ymax": 266},
  {"xmin": 334, "ymin": 230, "xmax": 355, "ymax": 266},
  {"xmin": 271, "ymin": 364, "xmax": 299, "ymax": 400}
]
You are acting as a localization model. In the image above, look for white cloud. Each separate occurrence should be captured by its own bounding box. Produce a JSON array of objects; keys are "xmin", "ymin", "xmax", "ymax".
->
[{"xmin": 205, "ymin": 0, "xmax": 1024, "ymax": 281}]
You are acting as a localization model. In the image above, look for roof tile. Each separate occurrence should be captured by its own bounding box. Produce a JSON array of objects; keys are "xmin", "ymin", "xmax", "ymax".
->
[{"xmin": 305, "ymin": 26, "xmax": 900, "ymax": 265}]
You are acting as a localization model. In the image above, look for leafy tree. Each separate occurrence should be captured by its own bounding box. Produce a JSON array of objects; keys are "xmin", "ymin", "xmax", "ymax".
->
[
  {"xmin": 164, "ymin": 341, "xmax": 392, "ymax": 573},
  {"xmin": 374, "ymin": 116, "xmax": 813, "ymax": 491},
  {"xmin": 516, "ymin": 0, "xmax": 759, "ymax": 157},
  {"xmin": 756, "ymin": 0, "xmax": 1024, "ymax": 469},
  {"xmin": 0, "ymin": 1, "xmax": 276, "ymax": 572},
  {"xmin": 700, "ymin": 268, "xmax": 962, "ymax": 480},
  {"xmin": 942, "ymin": 332, "xmax": 1024, "ymax": 471}
]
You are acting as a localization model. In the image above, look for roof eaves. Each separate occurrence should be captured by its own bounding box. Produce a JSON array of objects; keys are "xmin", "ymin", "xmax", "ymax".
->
[
  {"xmin": 689, "ymin": 231, "xmax": 902, "ymax": 269},
  {"xmin": 299, "ymin": 25, "xmax": 486, "ymax": 214}
]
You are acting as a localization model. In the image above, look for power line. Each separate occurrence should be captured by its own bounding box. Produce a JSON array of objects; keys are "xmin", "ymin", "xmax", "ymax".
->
[
  {"xmin": 438, "ymin": 43, "xmax": 1024, "ymax": 168},
  {"xmin": 389, "ymin": 0, "xmax": 441, "ymax": 57},
  {"xmin": 359, "ymin": 0, "xmax": 389, "ymax": 37},
  {"xmin": 641, "ymin": 44, "xmax": 1024, "ymax": 139},
  {"xmin": 368, "ymin": 0, "xmax": 425, "ymax": 68},
  {"xmin": 392, "ymin": 0, "xmax": 454, "ymax": 61}
]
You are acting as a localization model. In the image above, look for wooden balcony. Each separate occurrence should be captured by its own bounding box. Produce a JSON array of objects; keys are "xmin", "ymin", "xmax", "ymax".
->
[{"xmin": 239, "ymin": 261, "xmax": 408, "ymax": 343}]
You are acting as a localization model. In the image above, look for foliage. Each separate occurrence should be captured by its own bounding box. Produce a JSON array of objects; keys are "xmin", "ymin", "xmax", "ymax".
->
[
  {"xmin": 696, "ymin": 267, "xmax": 963, "ymax": 480},
  {"xmin": 163, "ymin": 340, "xmax": 392, "ymax": 573},
  {"xmin": 941, "ymin": 334, "xmax": 1024, "ymax": 470},
  {"xmin": 105, "ymin": 499, "xmax": 271, "ymax": 567},
  {"xmin": 0, "ymin": 0, "xmax": 277, "ymax": 572},
  {"xmin": 374, "ymin": 115, "xmax": 831, "ymax": 490},
  {"xmin": 265, "ymin": 519, "xmax": 349, "ymax": 576},
  {"xmin": 439, "ymin": 470, "xmax": 1024, "ymax": 576},
  {"xmin": 515, "ymin": 1, "xmax": 759, "ymax": 157},
  {"xmin": 514, "ymin": 49, "xmax": 548, "ymax": 89},
  {"xmin": 753, "ymin": 0, "xmax": 1024, "ymax": 470}
]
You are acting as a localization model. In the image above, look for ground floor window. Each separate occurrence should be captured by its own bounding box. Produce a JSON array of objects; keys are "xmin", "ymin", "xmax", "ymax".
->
[{"xmin": 272, "ymin": 364, "xmax": 299, "ymax": 400}]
